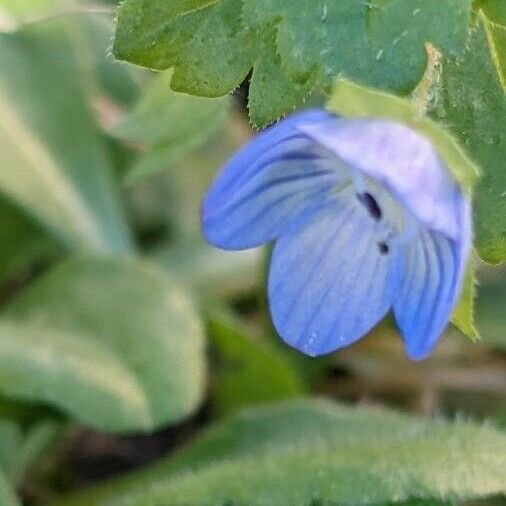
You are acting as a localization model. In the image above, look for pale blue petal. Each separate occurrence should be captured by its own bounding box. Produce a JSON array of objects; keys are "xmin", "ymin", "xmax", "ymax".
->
[
  {"xmin": 298, "ymin": 117, "xmax": 463, "ymax": 240},
  {"xmin": 202, "ymin": 110, "xmax": 346, "ymax": 249},
  {"xmin": 268, "ymin": 196, "xmax": 402, "ymax": 356},
  {"xmin": 394, "ymin": 198, "xmax": 471, "ymax": 360}
]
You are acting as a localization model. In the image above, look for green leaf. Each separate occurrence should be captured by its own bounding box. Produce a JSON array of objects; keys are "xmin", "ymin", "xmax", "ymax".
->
[
  {"xmin": 451, "ymin": 261, "xmax": 479, "ymax": 340},
  {"xmin": 0, "ymin": 2, "xmax": 140, "ymax": 104},
  {"xmin": 0, "ymin": 417, "xmax": 61, "ymax": 485},
  {"xmin": 0, "ymin": 419, "xmax": 21, "ymax": 475},
  {"xmin": 0, "ymin": 0, "xmax": 54, "ymax": 19},
  {"xmin": 0, "ymin": 321, "xmax": 155, "ymax": 432},
  {"xmin": 113, "ymin": 0, "xmax": 473, "ymax": 126},
  {"xmin": 115, "ymin": 72, "xmax": 228, "ymax": 182},
  {"xmin": 209, "ymin": 314, "xmax": 305, "ymax": 416},
  {"xmin": 0, "ymin": 258, "xmax": 205, "ymax": 433},
  {"xmin": 66, "ymin": 13, "xmax": 140, "ymax": 107},
  {"xmin": 364, "ymin": 0, "xmax": 473, "ymax": 91},
  {"xmin": 9, "ymin": 419, "xmax": 61, "ymax": 485},
  {"xmin": 479, "ymin": 0, "xmax": 506, "ymax": 26},
  {"xmin": 114, "ymin": 0, "xmax": 252, "ymax": 94},
  {"xmin": 245, "ymin": 0, "xmax": 472, "ymax": 92},
  {"xmin": 327, "ymin": 78, "xmax": 479, "ymax": 190},
  {"xmin": 476, "ymin": 264, "xmax": 506, "ymax": 349},
  {"xmin": 153, "ymin": 235, "xmax": 261, "ymax": 299},
  {"xmin": 434, "ymin": 18, "xmax": 506, "ymax": 263},
  {"xmin": 125, "ymin": 116, "xmax": 251, "ymax": 237},
  {"xmin": 0, "ymin": 471, "xmax": 19, "ymax": 506},
  {"xmin": 247, "ymin": 27, "xmax": 316, "ymax": 127},
  {"xmin": 0, "ymin": 19, "xmax": 133, "ymax": 254},
  {"xmin": 0, "ymin": 197, "xmax": 56, "ymax": 283},
  {"xmin": 53, "ymin": 400, "xmax": 506, "ymax": 506},
  {"xmin": 483, "ymin": 11, "xmax": 506, "ymax": 88}
]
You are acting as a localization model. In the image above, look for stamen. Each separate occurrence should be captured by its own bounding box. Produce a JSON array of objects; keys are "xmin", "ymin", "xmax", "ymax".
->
[{"xmin": 357, "ymin": 192, "xmax": 382, "ymax": 220}]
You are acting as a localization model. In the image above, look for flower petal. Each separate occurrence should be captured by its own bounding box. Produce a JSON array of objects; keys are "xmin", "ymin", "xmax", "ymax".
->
[
  {"xmin": 393, "ymin": 199, "xmax": 472, "ymax": 360},
  {"xmin": 298, "ymin": 117, "xmax": 463, "ymax": 240},
  {"xmin": 202, "ymin": 110, "xmax": 347, "ymax": 250},
  {"xmin": 268, "ymin": 195, "xmax": 402, "ymax": 356}
]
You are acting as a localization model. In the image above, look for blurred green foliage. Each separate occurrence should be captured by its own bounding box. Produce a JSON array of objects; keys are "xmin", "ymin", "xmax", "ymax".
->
[
  {"xmin": 114, "ymin": 71, "xmax": 228, "ymax": 182},
  {"xmin": 208, "ymin": 313, "xmax": 306, "ymax": 416},
  {"xmin": 1, "ymin": 258, "xmax": 205, "ymax": 432},
  {"xmin": 0, "ymin": 17, "xmax": 133, "ymax": 254},
  {"xmin": 54, "ymin": 401, "xmax": 506, "ymax": 506}
]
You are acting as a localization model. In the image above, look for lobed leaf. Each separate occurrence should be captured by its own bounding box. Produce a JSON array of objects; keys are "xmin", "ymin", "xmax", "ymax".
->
[
  {"xmin": 114, "ymin": 0, "xmax": 473, "ymax": 126},
  {"xmin": 434, "ymin": 18, "xmax": 506, "ymax": 264},
  {"xmin": 483, "ymin": 12, "xmax": 506, "ymax": 88},
  {"xmin": 0, "ymin": 258, "xmax": 205, "ymax": 433},
  {"xmin": 479, "ymin": 0, "xmax": 506, "ymax": 26}
]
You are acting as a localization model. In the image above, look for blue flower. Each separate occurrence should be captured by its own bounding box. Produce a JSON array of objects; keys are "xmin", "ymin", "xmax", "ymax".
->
[{"xmin": 202, "ymin": 110, "xmax": 472, "ymax": 360}]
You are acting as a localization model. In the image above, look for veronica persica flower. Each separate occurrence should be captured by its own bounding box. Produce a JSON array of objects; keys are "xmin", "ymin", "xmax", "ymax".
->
[{"xmin": 202, "ymin": 110, "xmax": 472, "ymax": 360}]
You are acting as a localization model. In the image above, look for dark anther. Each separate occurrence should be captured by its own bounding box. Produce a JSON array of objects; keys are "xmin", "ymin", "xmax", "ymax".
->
[
  {"xmin": 378, "ymin": 242, "xmax": 389, "ymax": 255},
  {"xmin": 357, "ymin": 192, "xmax": 382, "ymax": 220}
]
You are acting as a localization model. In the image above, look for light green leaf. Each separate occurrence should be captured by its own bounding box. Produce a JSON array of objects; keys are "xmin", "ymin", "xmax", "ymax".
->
[
  {"xmin": 114, "ymin": 0, "xmax": 473, "ymax": 126},
  {"xmin": 0, "ymin": 471, "xmax": 19, "ymax": 506},
  {"xmin": 0, "ymin": 417, "xmax": 61, "ymax": 485},
  {"xmin": 0, "ymin": 19, "xmax": 133, "ymax": 254},
  {"xmin": 0, "ymin": 0, "xmax": 54, "ymax": 19},
  {"xmin": 0, "ymin": 2, "xmax": 140, "ymax": 104},
  {"xmin": 115, "ymin": 72, "xmax": 228, "ymax": 182},
  {"xmin": 0, "ymin": 321, "xmax": 154, "ymax": 432},
  {"xmin": 209, "ymin": 314, "xmax": 305, "ymax": 416},
  {"xmin": 0, "ymin": 419, "xmax": 21, "ymax": 475},
  {"xmin": 9, "ymin": 420, "xmax": 61, "ymax": 485},
  {"xmin": 0, "ymin": 258, "xmax": 205, "ymax": 433},
  {"xmin": 434, "ymin": 18, "xmax": 506, "ymax": 264},
  {"xmin": 66, "ymin": 13, "xmax": 140, "ymax": 107},
  {"xmin": 327, "ymin": 78, "xmax": 479, "ymax": 190},
  {"xmin": 125, "ymin": 116, "xmax": 251, "ymax": 237},
  {"xmin": 53, "ymin": 400, "xmax": 506, "ymax": 506},
  {"xmin": 153, "ymin": 235, "xmax": 261, "ymax": 299},
  {"xmin": 451, "ymin": 262, "xmax": 479, "ymax": 340}
]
